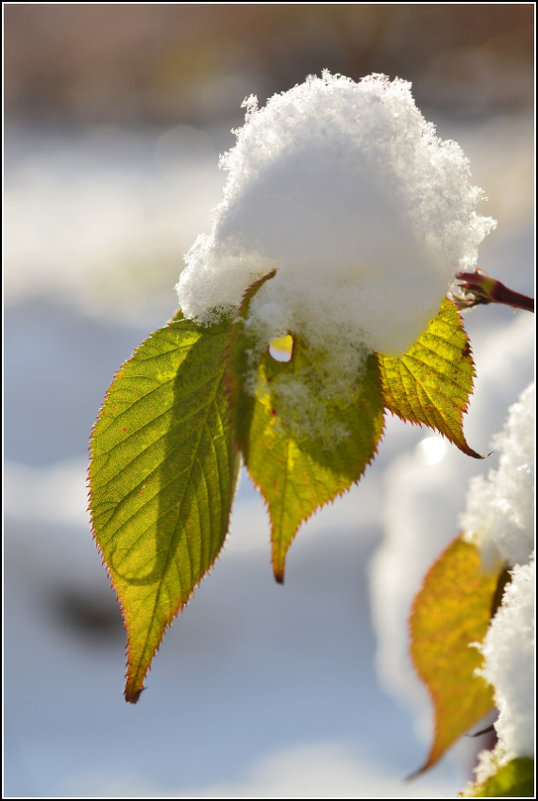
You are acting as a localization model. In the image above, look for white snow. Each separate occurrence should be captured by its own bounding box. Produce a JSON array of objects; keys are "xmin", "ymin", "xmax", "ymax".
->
[
  {"xmin": 482, "ymin": 558, "xmax": 535, "ymax": 758},
  {"xmin": 456, "ymin": 381, "xmax": 534, "ymax": 781},
  {"xmin": 461, "ymin": 382, "xmax": 535, "ymax": 568},
  {"xmin": 463, "ymin": 383, "xmax": 535, "ymax": 780},
  {"xmin": 472, "ymin": 557, "xmax": 535, "ymax": 785},
  {"xmin": 176, "ymin": 71, "xmax": 495, "ymax": 359}
]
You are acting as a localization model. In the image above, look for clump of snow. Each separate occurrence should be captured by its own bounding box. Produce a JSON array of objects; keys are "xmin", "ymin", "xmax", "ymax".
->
[
  {"xmin": 472, "ymin": 557, "xmax": 535, "ymax": 784},
  {"xmin": 460, "ymin": 381, "xmax": 535, "ymax": 784},
  {"xmin": 461, "ymin": 382, "xmax": 534, "ymax": 568},
  {"xmin": 177, "ymin": 71, "xmax": 495, "ymax": 359}
]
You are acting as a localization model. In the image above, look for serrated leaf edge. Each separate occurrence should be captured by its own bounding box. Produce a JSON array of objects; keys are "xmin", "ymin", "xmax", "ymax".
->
[
  {"xmin": 88, "ymin": 309, "xmax": 239, "ymax": 702},
  {"xmin": 378, "ymin": 298, "xmax": 483, "ymax": 459},
  {"xmin": 225, "ymin": 273, "xmax": 386, "ymax": 582}
]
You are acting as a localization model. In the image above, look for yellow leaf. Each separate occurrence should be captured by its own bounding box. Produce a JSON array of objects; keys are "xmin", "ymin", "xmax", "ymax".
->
[
  {"xmin": 378, "ymin": 298, "xmax": 481, "ymax": 458},
  {"xmin": 227, "ymin": 272, "xmax": 384, "ymax": 581},
  {"xmin": 410, "ymin": 536, "xmax": 501, "ymax": 773}
]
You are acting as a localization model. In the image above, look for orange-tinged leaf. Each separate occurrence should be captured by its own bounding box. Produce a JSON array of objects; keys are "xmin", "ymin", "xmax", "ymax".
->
[
  {"xmin": 410, "ymin": 536, "xmax": 501, "ymax": 774},
  {"xmin": 378, "ymin": 298, "xmax": 481, "ymax": 457},
  {"xmin": 227, "ymin": 273, "xmax": 385, "ymax": 581},
  {"xmin": 89, "ymin": 310, "xmax": 239, "ymax": 702}
]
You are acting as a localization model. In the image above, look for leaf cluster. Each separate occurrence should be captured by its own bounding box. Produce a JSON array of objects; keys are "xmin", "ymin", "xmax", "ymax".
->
[{"xmin": 89, "ymin": 272, "xmax": 480, "ymax": 703}]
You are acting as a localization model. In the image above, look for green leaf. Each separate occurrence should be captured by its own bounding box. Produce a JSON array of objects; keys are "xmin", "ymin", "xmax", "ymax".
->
[
  {"xmin": 227, "ymin": 273, "xmax": 385, "ymax": 582},
  {"xmin": 89, "ymin": 310, "xmax": 239, "ymax": 702},
  {"xmin": 378, "ymin": 298, "xmax": 481, "ymax": 457},
  {"xmin": 465, "ymin": 757, "xmax": 535, "ymax": 797},
  {"xmin": 409, "ymin": 536, "xmax": 500, "ymax": 774}
]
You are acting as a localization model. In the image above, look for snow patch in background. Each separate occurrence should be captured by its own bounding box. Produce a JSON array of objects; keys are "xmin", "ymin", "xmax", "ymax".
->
[
  {"xmin": 4, "ymin": 458, "xmax": 90, "ymax": 528},
  {"xmin": 60, "ymin": 742, "xmax": 460, "ymax": 798},
  {"xmin": 4, "ymin": 124, "xmax": 225, "ymax": 327}
]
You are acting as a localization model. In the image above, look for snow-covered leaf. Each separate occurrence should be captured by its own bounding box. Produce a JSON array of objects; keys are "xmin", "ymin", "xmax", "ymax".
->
[{"xmin": 227, "ymin": 273, "xmax": 385, "ymax": 582}]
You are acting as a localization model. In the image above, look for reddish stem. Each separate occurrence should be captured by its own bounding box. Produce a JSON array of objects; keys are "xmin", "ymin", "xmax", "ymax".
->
[{"xmin": 453, "ymin": 271, "xmax": 534, "ymax": 313}]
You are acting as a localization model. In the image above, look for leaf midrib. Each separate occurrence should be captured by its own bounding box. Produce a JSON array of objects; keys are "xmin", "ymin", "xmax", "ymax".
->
[{"xmin": 128, "ymin": 337, "xmax": 230, "ymax": 687}]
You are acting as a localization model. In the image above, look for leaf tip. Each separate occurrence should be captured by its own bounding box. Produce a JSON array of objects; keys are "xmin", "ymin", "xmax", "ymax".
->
[
  {"xmin": 462, "ymin": 443, "xmax": 487, "ymax": 460},
  {"xmin": 272, "ymin": 551, "xmax": 286, "ymax": 584},
  {"xmin": 124, "ymin": 686, "xmax": 145, "ymax": 704},
  {"xmin": 404, "ymin": 762, "xmax": 429, "ymax": 783},
  {"xmin": 272, "ymin": 540, "xmax": 288, "ymax": 584}
]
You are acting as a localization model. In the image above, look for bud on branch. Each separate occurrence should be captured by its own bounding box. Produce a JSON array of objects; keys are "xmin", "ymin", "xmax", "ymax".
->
[{"xmin": 451, "ymin": 270, "xmax": 534, "ymax": 313}]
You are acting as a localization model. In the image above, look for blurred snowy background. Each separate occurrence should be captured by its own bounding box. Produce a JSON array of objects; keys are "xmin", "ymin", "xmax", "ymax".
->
[{"xmin": 4, "ymin": 5, "xmax": 534, "ymax": 798}]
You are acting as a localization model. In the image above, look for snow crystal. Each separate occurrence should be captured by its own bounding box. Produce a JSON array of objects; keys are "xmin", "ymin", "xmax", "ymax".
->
[
  {"xmin": 478, "ymin": 557, "xmax": 535, "ymax": 771},
  {"xmin": 176, "ymin": 71, "xmax": 495, "ymax": 359},
  {"xmin": 461, "ymin": 382, "xmax": 535, "ymax": 568}
]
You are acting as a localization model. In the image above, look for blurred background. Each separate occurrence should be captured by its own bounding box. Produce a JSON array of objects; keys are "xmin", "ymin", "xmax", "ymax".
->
[{"xmin": 4, "ymin": 4, "xmax": 534, "ymax": 797}]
